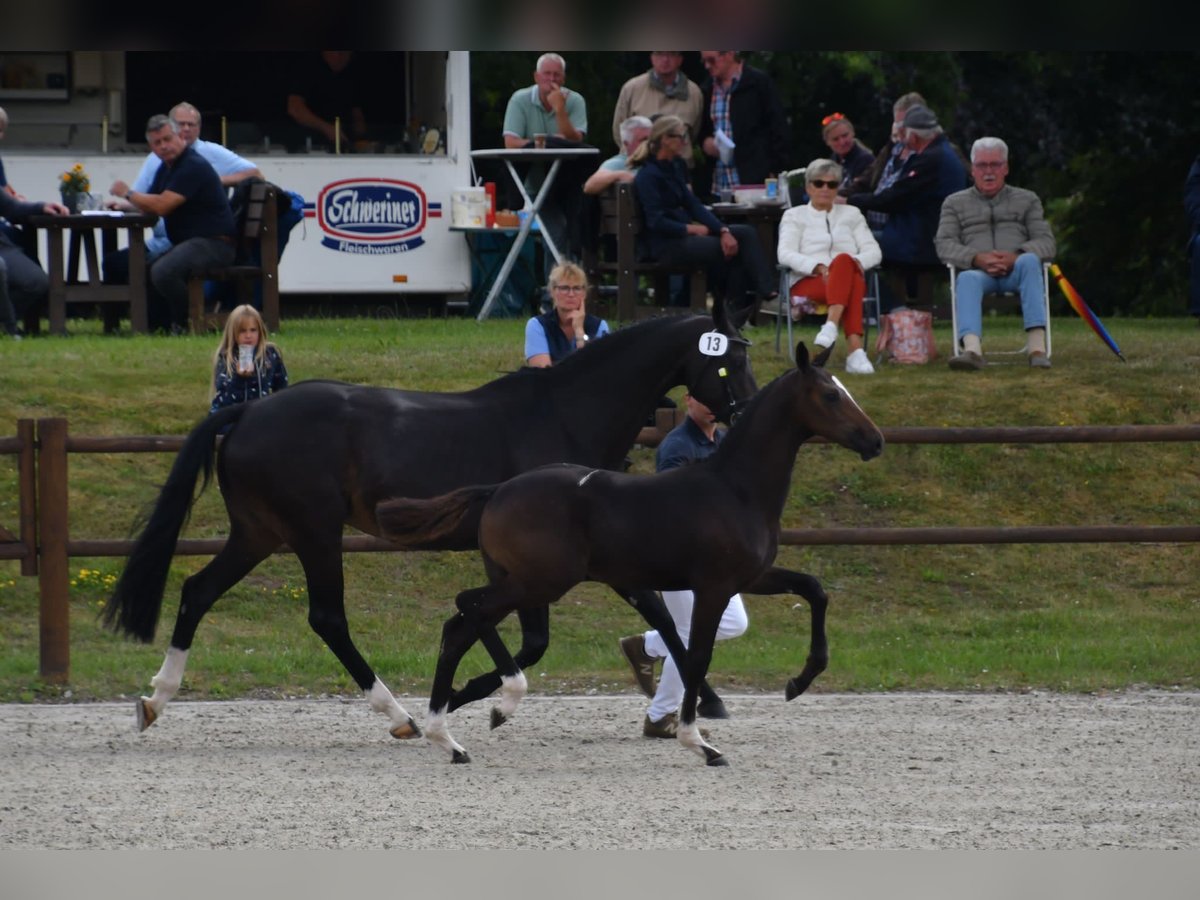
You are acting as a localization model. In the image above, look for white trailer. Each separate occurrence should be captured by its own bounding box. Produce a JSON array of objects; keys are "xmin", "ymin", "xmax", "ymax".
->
[{"xmin": 1, "ymin": 51, "xmax": 474, "ymax": 298}]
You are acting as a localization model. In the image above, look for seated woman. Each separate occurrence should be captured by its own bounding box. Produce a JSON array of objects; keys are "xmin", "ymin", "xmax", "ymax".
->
[
  {"xmin": 524, "ymin": 261, "xmax": 609, "ymax": 367},
  {"xmin": 777, "ymin": 158, "xmax": 882, "ymax": 375},
  {"xmin": 631, "ymin": 115, "xmax": 776, "ymax": 321},
  {"xmin": 820, "ymin": 113, "xmax": 875, "ymax": 197}
]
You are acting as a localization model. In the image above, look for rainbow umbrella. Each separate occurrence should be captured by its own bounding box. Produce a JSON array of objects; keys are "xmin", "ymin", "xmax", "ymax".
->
[{"xmin": 1048, "ymin": 263, "xmax": 1126, "ymax": 362}]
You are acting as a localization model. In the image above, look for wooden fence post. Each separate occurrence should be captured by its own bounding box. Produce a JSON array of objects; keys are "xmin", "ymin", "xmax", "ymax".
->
[
  {"xmin": 18, "ymin": 418, "xmax": 37, "ymax": 576},
  {"xmin": 37, "ymin": 418, "xmax": 70, "ymax": 683}
]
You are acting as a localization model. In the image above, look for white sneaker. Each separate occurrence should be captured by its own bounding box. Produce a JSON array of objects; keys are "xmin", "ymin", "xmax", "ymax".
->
[
  {"xmin": 845, "ymin": 348, "xmax": 875, "ymax": 374},
  {"xmin": 814, "ymin": 321, "xmax": 839, "ymax": 348}
]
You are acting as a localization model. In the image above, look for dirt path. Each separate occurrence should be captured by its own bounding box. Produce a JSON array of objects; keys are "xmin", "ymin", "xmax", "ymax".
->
[{"xmin": 1, "ymin": 691, "xmax": 1195, "ymax": 849}]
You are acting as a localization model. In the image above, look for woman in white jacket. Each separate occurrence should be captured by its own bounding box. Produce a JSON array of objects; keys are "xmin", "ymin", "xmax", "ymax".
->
[{"xmin": 777, "ymin": 158, "xmax": 882, "ymax": 373}]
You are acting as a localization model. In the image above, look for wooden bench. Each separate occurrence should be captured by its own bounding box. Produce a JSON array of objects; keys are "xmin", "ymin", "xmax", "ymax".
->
[
  {"xmin": 583, "ymin": 182, "xmax": 707, "ymax": 321},
  {"xmin": 187, "ymin": 180, "xmax": 280, "ymax": 333}
]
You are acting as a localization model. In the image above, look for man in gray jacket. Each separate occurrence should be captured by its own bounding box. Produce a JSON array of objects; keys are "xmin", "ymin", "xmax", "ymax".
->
[
  {"xmin": 0, "ymin": 187, "xmax": 68, "ymax": 338},
  {"xmin": 936, "ymin": 136, "xmax": 1056, "ymax": 370}
]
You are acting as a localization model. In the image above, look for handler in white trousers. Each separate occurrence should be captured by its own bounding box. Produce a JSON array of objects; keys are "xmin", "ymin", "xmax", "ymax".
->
[{"xmin": 619, "ymin": 391, "xmax": 749, "ymax": 738}]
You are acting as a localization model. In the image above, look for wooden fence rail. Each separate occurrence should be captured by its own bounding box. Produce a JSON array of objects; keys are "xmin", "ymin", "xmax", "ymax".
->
[{"xmin": 3, "ymin": 416, "xmax": 1199, "ymax": 682}]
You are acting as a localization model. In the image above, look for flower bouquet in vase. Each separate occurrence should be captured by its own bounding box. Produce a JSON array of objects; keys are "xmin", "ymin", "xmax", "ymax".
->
[{"xmin": 59, "ymin": 164, "xmax": 90, "ymax": 213}]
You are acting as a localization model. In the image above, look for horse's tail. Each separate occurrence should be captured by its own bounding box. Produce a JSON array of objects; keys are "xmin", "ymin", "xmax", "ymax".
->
[
  {"xmin": 101, "ymin": 404, "xmax": 248, "ymax": 642},
  {"xmin": 376, "ymin": 484, "xmax": 500, "ymax": 551}
]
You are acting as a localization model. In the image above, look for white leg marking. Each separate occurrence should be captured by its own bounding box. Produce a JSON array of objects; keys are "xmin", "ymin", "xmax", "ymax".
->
[
  {"xmin": 496, "ymin": 671, "xmax": 528, "ymax": 718},
  {"xmin": 677, "ymin": 720, "xmax": 714, "ymax": 759},
  {"xmin": 424, "ymin": 707, "xmax": 467, "ymax": 758},
  {"xmin": 144, "ymin": 646, "xmax": 188, "ymax": 717},
  {"xmin": 366, "ymin": 678, "xmax": 415, "ymax": 730}
]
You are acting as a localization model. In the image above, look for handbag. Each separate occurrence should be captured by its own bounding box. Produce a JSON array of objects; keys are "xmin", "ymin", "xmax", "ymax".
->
[{"xmin": 875, "ymin": 309, "xmax": 938, "ymax": 364}]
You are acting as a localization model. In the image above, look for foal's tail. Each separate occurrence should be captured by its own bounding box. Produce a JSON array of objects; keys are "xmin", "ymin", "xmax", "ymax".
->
[
  {"xmin": 376, "ymin": 484, "xmax": 499, "ymax": 551},
  {"xmin": 101, "ymin": 404, "xmax": 248, "ymax": 642}
]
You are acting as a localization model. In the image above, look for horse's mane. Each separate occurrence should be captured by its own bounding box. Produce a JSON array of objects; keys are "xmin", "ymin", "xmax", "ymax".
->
[{"xmin": 709, "ymin": 368, "xmax": 795, "ymax": 461}]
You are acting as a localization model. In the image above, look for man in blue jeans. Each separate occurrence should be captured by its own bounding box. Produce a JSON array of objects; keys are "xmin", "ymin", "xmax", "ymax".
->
[{"xmin": 935, "ymin": 136, "xmax": 1057, "ymax": 370}]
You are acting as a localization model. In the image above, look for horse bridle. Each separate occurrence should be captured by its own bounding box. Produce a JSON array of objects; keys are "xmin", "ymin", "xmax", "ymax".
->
[{"xmin": 693, "ymin": 334, "xmax": 754, "ymax": 424}]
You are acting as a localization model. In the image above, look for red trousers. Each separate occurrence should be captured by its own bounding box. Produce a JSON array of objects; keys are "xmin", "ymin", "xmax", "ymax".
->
[{"xmin": 789, "ymin": 253, "xmax": 866, "ymax": 337}]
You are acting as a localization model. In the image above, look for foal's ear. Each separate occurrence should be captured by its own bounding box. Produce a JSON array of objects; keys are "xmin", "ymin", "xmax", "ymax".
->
[
  {"xmin": 724, "ymin": 298, "xmax": 753, "ymax": 333},
  {"xmin": 795, "ymin": 341, "xmax": 811, "ymax": 371}
]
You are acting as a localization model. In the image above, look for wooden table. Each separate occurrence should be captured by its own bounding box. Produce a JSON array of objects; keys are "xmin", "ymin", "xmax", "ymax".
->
[
  {"xmin": 468, "ymin": 147, "xmax": 599, "ymax": 321},
  {"xmin": 28, "ymin": 212, "xmax": 157, "ymax": 335},
  {"xmin": 712, "ymin": 201, "xmax": 787, "ymax": 270}
]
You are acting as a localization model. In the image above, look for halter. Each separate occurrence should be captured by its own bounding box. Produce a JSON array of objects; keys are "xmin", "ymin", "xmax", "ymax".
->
[{"xmin": 692, "ymin": 333, "xmax": 753, "ymax": 424}]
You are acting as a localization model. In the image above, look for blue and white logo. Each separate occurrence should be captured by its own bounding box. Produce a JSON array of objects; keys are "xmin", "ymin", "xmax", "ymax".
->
[{"xmin": 317, "ymin": 179, "xmax": 439, "ymax": 254}]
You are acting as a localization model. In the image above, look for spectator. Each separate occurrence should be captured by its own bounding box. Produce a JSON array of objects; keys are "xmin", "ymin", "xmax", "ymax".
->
[
  {"xmin": 847, "ymin": 91, "xmax": 927, "ymax": 200},
  {"xmin": 0, "ymin": 187, "xmax": 68, "ymax": 339},
  {"xmin": 210, "ymin": 304, "xmax": 288, "ymax": 413},
  {"xmin": 583, "ymin": 115, "xmax": 652, "ymax": 196},
  {"xmin": 1186, "ymin": 153, "xmax": 1200, "ymax": 320},
  {"xmin": 632, "ymin": 115, "xmax": 776, "ymax": 321},
  {"xmin": 286, "ymin": 51, "xmax": 368, "ymax": 152},
  {"xmin": 502, "ymin": 52, "xmax": 589, "ymax": 279},
  {"xmin": 819, "ymin": 113, "xmax": 875, "ymax": 197},
  {"xmin": 843, "ymin": 104, "xmax": 967, "ymax": 310},
  {"xmin": 0, "ymin": 105, "xmax": 41, "ymax": 283},
  {"xmin": 111, "ymin": 102, "xmax": 262, "ymax": 266},
  {"xmin": 697, "ymin": 50, "xmax": 790, "ymax": 200},
  {"xmin": 778, "ymin": 159, "xmax": 882, "ymax": 374},
  {"xmin": 109, "ymin": 115, "xmax": 237, "ymax": 334},
  {"xmin": 618, "ymin": 389, "xmax": 748, "ymax": 738},
  {"xmin": 524, "ymin": 261, "xmax": 608, "ymax": 367},
  {"xmin": 611, "ymin": 52, "xmax": 703, "ymax": 165},
  {"xmin": 935, "ymin": 137, "xmax": 1057, "ymax": 370}
]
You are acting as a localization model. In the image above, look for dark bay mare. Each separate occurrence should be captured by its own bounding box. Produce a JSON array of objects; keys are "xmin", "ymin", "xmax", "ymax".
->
[
  {"xmin": 102, "ymin": 306, "xmax": 757, "ymax": 739},
  {"xmin": 377, "ymin": 343, "xmax": 884, "ymax": 766}
]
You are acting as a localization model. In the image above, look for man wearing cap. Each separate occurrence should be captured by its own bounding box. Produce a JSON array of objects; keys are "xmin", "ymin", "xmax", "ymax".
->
[
  {"xmin": 843, "ymin": 104, "xmax": 966, "ymax": 300},
  {"xmin": 936, "ymin": 136, "xmax": 1057, "ymax": 370}
]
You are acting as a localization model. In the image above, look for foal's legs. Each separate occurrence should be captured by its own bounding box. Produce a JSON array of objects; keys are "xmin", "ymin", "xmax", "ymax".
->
[
  {"xmin": 742, "ymin": 566, "xmax": 829, "ymax": 699},
  {"xmin": 446, "ymin": 606, "xmax": 548, "ymax": 713},
  {"xmin": 293, "ymin": 533, "xmax": 420, "ymax": 740},
  {"xmin": 618, "ymin": 588, "xmax": 727, "ymax": 715},
  {"xmin": 138, "ymin": 526, "xmax": 277, "ymax": 731},
  {"xmin": 677, "ymin": 589, "xmax": 730, "ymax": 767}
]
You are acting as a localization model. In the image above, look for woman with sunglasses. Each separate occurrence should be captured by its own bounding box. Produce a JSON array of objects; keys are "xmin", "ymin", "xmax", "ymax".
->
[
  {"xmin": 630, "ymin": 115, "xmax": 777, "ymax": 321},
  {"xmin": 524, "ymin": 261, "xmax": 609, "ymax": 367},
  {"xmin": 777, "ymin": 158, "xmax": 882, "ymax": 374}
]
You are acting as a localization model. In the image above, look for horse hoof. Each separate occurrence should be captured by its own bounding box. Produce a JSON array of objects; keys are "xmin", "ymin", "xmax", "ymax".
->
[
  {"xmin": 451, "ymin": 749, "xmax": 471, "ymax": 764},
  {"xmin": 490, "ymin": 708, "xmax": 508, "ymax": 730},
  {"xmin": 703, "ymin": 747, "xmax": 729, "ymax": 767},
  {"xmin": 785, "ymin": 678, "xmax": 805, "ymax": 701},
  {"xmin": 390, "ymin": 718, "xmax": 422, "ymax": 740},
  {"xmin": 697, "ymin": 698, "xmax": 730, "ymax": 719},
  {"xmin": 136, "ymin": 698, "xmax": 157, "ymax": 732}
]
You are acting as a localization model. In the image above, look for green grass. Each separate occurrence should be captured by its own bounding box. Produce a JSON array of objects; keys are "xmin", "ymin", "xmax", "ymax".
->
[{"xmin": 0, "ymin": 310, "xmax": 1197, "ymax": 702}]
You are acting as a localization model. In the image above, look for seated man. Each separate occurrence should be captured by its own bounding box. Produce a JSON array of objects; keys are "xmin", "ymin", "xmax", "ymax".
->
[
  {"xmin": 0, "ymin": 189, "xmax": 68, "ymax": 338},
  {"xmin": 935, "ymin": 136, "xmax": 1057, "ymax": 370},
  {"xmin": 843, "ymin": 105, "xmax": 966, "ymax": 311},
  {"xmin": 110, "ymin": 114, "xmax": 237, "ymax": 333},
  {"xmin": 583, "ymin": 115, "xmax": 651, "ymax": 196}
]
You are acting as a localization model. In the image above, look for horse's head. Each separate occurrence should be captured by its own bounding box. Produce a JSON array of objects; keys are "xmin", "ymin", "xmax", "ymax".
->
[
  {"xmin": 792, "ymin": 342, "xmax": 885, "ymax": 461},
  {"xmin": 684, "ymin": 298, "xmax": 757, "ymax": 424}
]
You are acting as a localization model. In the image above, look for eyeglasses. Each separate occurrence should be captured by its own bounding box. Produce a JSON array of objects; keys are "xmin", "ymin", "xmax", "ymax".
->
[
  {"xmin": 665, "ymin": 131, "xmax": 686, "ymax": 140},
  {"xmin": 553, "ymin": 284, "xmax": 586, "ymax": 294},
  {"xmin": 820, "ymin": 112, "xmax": 846, "ymax": 126},
  {"xmin": 808, "ymin": 179, "xmax": 839, "ymax": 189},
  {"xmin": 972, "ymin": 161, "xmax": 1006, "ymax": 170}
]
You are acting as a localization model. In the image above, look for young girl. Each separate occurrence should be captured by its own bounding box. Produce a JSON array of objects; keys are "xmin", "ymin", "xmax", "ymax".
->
[{"xmin": 209, "ymin": 305, "xmax": 289, "ymax": 413}]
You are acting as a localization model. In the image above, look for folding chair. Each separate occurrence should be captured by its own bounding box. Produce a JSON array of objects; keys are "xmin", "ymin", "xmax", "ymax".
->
[
  {"xmin": 948, "ymin": 261, "xmax": 1052, "ymax": 358},
  {"xmin": 774, "ymin": 264, "xmax": 880, "ymax": 360}
]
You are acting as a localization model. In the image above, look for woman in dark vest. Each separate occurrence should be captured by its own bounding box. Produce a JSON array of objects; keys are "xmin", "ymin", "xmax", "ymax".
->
[{"xmin": 523, "ymin": 261, "xmax": 609, "ymax": 366}]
